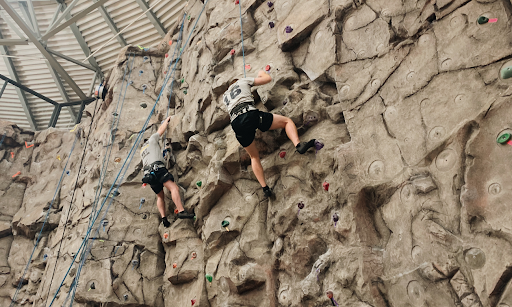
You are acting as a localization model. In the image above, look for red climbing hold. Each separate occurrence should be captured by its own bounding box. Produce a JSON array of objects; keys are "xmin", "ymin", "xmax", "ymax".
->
[
  {"xmin": 327, "ymin": 291, "xmax": 333, "ymax": 299},
  {"xmin": 165, "ymin": 53, "xmax": 169, "ymax": 58},
  {"xmin": 12, "ymin": 171, "xmax": 20, "ymax": 178},
  {"xmin": 279, "ymin": 151, "xmax": 286, "ymax": 158},
  {"xmin": 230, "ymin": 49, "xmax": 236, "ymax": 56},
  {"xmin": 173, "ymin": 263, "xmax": 177, "ymax": 268},
  {"xmin": 323, "ymin": 182, "xmax": 329, "ymax": 191},
  {"xmin": 174, "ymin": 209, "xmax": 179, "ymax": 214},
  {"xmin": 168, "ymin": 41, "xmax": 173, "ymax": 46},
  {"xmin": 10, "ymin": 152, "xmax": 14, "ymax": 158},
  {"xmin": 142, "ymin": 183, "xmax": 147, "ymax": 188},
  {"xmin": 191, "ymin": 299, "xmax": 197, "ymax": 306},
  {"xmin": 265, "ymin": 65, "xmax": 271, "ymax": 71},
  {"xmin": 235, "ymin": 0, "xmax": 239, "ymax": 4}
]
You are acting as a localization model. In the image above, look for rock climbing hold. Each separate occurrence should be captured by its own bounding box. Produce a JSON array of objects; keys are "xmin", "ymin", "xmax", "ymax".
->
[
  {"xmin": 188, "ymin": 15, "xmax": 191, "ymax": 20},
  {"xmin": 139, "ymin": 198, "xmax": 145, "ymax": 209},
  {"xmin": 90, "ymin": 282, "xmax": 95, "ymax": 290},
  {"xmin": 164, "ymin": 71, "xmax": 167, "ymax": 74},
  {"xmin": 173, "ymin": 263, "xmax": 177, "ymax": 268},
  {"xmin": 139, "ymin": 70, "xmax": 143, "ymax": 76},
  {"xmin": 285, "ymin": 26, "xmax": 293, "ymax": 33},
  {"xmin": 221, "ymin": 220, "xmax": 230, "ymax": 231},
  {"xmin": 205, "ymin": 274, "xmax": 213, "ymax": 283},
  {"xmin": 25, "ymin": 141, "xmax": 34, "ymax": 148},
  {"xmin": 142, "ymin": 213, "xmax": 147, "ymax": 219},
  {"xmin": 235, "ymin": 0, "xmax": 239, "ymax": 4},
  {"xmin": 12, "ymin": 171, "xmax": 21, "ymax": 178},
  {"xmin": 283, "ymin": 99, "xmax": 288, "ymax": 105},
  {"xmin": 181, "ymin": 78, "xmax": 185, "ymax": 83},
  {"xmin": 70, "ymin": 124, "xmax": 78, "ymax": 132},
  {"xmin": 184, "ymin": 90, "xmax": 188, "ymax": 95},
  {"xmin": 267, "ymin": 1, "xmax": 273, "ymax": 7},
  {"xmin": 43, "ymin": 254, "xmax": 48, "ymax": 261},
  {"xmin": 297, "ymin": 201, "xmax": 304, "ymax": 216},
  {"xmin": 501, "ymin": 66, "xmax": 512, "ymax": 79},
  {"xmin": 168, "ymin": 41, "xmax": 172, "ymax": 46},
  {"xmin": 265, "ymin": 65, "xmax": 271, "ymax": 71},
  {"xmin": 269, "ymin": 21, "xmax": 275, "ymax": 28},
  {"xmin": 66, "ymin": 170, "xmax": 70, "ymax": 175},
  {"xmin": 112, "ymin": 112, "xmax": 118, "ymax": 117},
  {"xmin": 323, "ymin": 182, "xmax": 329, "ymax": 191},
  {"xmin": 123, "ymin": 294, "xmax": 128, "ymax": 301},
  {"xmin": 142, "ymin": 84, "xmax": 147, "ymax": 90},
  {"xmin": 191, "ymin": 252, "xmax": 197, "ymax": 259},
  {"xmin": 196, "ymin": 181, "xmax": 202, "ymax": 187},
  {"xmin": 279, "ymin": 151, "xmax": 286, "ymax": 158},
  {"xmin": 132, "ymin": 259, "xmax": 139, "ymax": 268},
  {"xmin": 140, "ymin": 102, "xmax": 147, "ymax": 109},
  {"xmin": 333, "ymin": 213, "xmax": 339, "ymax": 227},
  {"xmin": 191, "ymin": 299, "xmax": 196, "ymax": 306},
  {"xmin": 101, "ymin": 220, "xmax": 108, "ymax": 231},
  {"xmin": 114, "ymin": 157, "xmax": 121, "ymax": 163},
  {"xmin": 230, "ymin": 49, "xmax": 236, "ymax": 56},
  {"xmin": 165, "ymin": 53, "xmax": 169, "ymax": 58},
  {"xmin": 174, "ymin": 209, "xmax": 179, "ymax": 214},
  {"xmin": 111, "ymin": 191, "xmax": 120, "ymax": 197},
  {"xmin": 326, "ymin": 291, "xmax": 333, "ymax": 299},
  {"xmin": 10, "ymin": 152, "xmax": 14, "ymax": 158},
  {"xmin": 245, "ymin": 64, "xmax": 251, "ymax": 70},
  {"xmin": 56, "ymin": 155, "xmax": 61, "ymax": 161},
  {"xmin": 477, "ymin": 16, "xmax": 489, "ymax": 24},
  {"xmin": 142, "ymin": 183, "xmax": 147, "ymax": 188},
  {"xmin": 315, "ymin": 140, "xmax": 325, "ymax": 153},
  {"xmin": 497, "ymin": 132, "xmax": 511, "ymax": 144},
  {"xmin": 143, "ymin": 56, "xmax": 149, "ymax": 62},
  {"xmin": 164, "ymin": 233, "xmax": 169, "ymax": 239}
]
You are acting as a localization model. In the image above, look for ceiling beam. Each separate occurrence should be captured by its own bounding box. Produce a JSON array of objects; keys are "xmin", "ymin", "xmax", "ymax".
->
[
  {"xmin": 59, "ymin": 3, "xmax": 103, "ymax": 79},
  {"xmin": 0, "ymin": 11, "xmax": 27, "ymax": 39},
  {"xmin": 0, "ymin": 35, "xmax": 36, "ymax": 130},
  {"xmin": 0, "ymin": 39, "xmax": 29, "ymax": 45},
  {"xmin": 46, "ymin": 48, "xmax": 96, "ymax": 71},
  {"xmin": 46, "ymin": 62, "xmax": 78, "ymax": 122},
  {"xmin": 25, "ymin": 0, "xmax": 41, "ymax": 38},
  {"xmin": 0, "ymin": 0, "xmax": 87, "ymax": 99},
  {"xmin": 41, "ymin": 0, "xmax": 109, "ymax": 41},
  {"xmin": 93, "ymin": 0, "xmax": 127, "ymax": 47},
  {"xmin": 133, "ymin": 0, "xmax": 166, "ymax": 37},
  {"xmin": 0, "ymin": 80, "xmax": 7, "ymax": 99},
  {"xmin": 44, "ymin": 0, "xmax": 81, "ymax": 38}
]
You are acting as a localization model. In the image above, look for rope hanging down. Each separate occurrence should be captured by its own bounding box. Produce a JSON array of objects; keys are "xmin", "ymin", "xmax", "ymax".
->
[
  {"xmin": 47, "ymin": 2, "xmax": 210, "ymax": 305},
  {"xmin": 9, "ymin": 129, "xmax": 81, "ymax": 307},
  {"xmin": 42, "ymin": 54, "xmax": 135, "ymax": 307},
  {"xmin": 238, "ymin": 0, "xmax": 247, "ymax": 78}
]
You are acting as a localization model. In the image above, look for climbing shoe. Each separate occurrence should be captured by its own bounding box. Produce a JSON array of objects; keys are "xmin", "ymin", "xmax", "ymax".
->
[
  {"xmin": 263, "ymin": 186, "xmax": 273, "ymax": 198},
  {"xmin": 296, "ymin": 139, "xmax": 316, "ymax": 154},
  {"xmin": 176, "ymin": 210, "xmax": 195, "ymax": 219},
  {"xmin": 161, "ymin": 216, "xmax": 171, "ymax": 227}
]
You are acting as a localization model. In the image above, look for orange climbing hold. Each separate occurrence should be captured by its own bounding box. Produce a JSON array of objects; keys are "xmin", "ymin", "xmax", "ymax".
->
[
  {"xmin": 25, "ymin": 141, "xmax": 33, "ymax": 148},
  {"xmin": 173, "ymin": 263, "xmax": 177, "ymax": 268},
  {"xmin": 168, "ymin": 41, "xmax": 173, "ymax": 46},
  {"xmin": 12, "ymin": 171, "xmax": 20, "ymax": 178},
  {"xmin": 174, "ymin": 209, "xmax": 179, "ymax": 214},
  {"xmin": 164, "ymin": 233, "xmax": 169, "ymax": 239},
  {"xmin": 10, "ymin": 152, "xmax": 14, "ymax": 158},
  {"xmin": 265, "ymin": 65, "xmax": 271, "ymax": 71}
]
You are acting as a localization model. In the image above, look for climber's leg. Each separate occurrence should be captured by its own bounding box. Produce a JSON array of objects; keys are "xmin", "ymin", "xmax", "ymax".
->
[
  {"xmin": 244, "ymin": 142, "xmax": 266, "ymax": 187},
  {"xmin": 268, "ymin": 114, "xmax": 299, "ymax": 146},
  {"xmin": 163, "ymin": 180, "xmax": 184, "ymax": 212},
  {"xmin": 156, "ymin": 191, "xmax": 166, "ymax": 218}
]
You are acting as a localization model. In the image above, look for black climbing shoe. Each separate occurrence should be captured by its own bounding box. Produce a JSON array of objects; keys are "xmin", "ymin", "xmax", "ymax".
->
[
  {"xmin": 296, "ymin": 139, "xmax": 316, "ymax": 154},
  {"xmin": 176, "ymin": 210, "xmax": 195, "ymax": 219},
  {"xmin": 263, "ymin": 186, "xmax": 273, "ymax": 198},
  {"xmin": 161, "ymin": 216, "xmax": 171, "ymax": 227}
]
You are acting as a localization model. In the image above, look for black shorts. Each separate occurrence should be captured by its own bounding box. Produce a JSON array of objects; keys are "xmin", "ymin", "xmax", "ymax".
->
[
  {"xmin": 148, "ymin": 168, "xmax": 175, "ymax": 194},
  {"xmin": 231, "ymin": 110, "xmax": 273, "ymax": 147}
]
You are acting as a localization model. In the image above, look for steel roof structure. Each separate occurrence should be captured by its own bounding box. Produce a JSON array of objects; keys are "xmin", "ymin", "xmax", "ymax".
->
[{"xmin": 0, "ymin": 0, "xmax": 185, "ymax": 130}]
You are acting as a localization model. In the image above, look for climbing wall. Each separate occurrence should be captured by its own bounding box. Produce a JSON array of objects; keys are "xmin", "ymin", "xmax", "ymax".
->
[{"xmin": 2, "ymin": 0, "xmax": 512, "ymax": 306}]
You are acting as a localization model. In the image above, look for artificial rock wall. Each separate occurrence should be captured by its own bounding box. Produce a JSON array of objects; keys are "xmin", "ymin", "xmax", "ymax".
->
[{"xmin": 2, "ymin": 0, "xmax": 512, "ymax": 306}]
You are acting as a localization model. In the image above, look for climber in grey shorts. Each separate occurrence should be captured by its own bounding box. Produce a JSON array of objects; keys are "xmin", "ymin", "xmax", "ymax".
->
[
  {"xmin": 140, "ymin": 116, "xmax": 195, "ymax": 227},
  {"xmin": 223, "ymin": 70, "xmax": 317, "ymax": 198}
]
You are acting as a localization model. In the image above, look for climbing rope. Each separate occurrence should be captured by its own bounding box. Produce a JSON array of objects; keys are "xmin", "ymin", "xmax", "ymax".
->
[
  {"xmin": 42, "ymin": 55, "xmax": 135, "ymax": 307},
  {"xmin": 0, "ymin": 132, "xmax": 6, "ymax": 148},
  {"xmin": 47, "ymin": 2, "xmax": 210, "ymax": 305},
  {"xmin": 9, "ymin": 129, "xmax": 81, "ymax": 307},
  {"xmin": 238, "ymin": 0, "xmax": 247, "ymax": 77}
]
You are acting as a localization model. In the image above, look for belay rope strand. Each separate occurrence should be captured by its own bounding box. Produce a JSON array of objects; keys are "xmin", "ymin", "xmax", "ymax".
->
[
  {"xmin": 238, "ymin": 0, "xmax": 247, "ymax": 77},
  {"xmin": 47, "ymin": 1, "xmax": 210, "ymax": 305}
]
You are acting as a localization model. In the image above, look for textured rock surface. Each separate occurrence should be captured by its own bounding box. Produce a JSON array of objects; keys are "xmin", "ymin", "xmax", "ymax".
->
[{"xmin": 2, "ymin": 0, "xmax": 512, "ymax": 306}]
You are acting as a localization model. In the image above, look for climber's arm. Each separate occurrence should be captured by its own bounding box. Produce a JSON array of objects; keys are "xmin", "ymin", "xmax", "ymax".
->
[
  {"xmin": 253, "ymin": 70, "xmax": 272, "ymax": 86},
  {"xmin": 157, "ymin": 116, "xmax": 171, "ymax": 136}
]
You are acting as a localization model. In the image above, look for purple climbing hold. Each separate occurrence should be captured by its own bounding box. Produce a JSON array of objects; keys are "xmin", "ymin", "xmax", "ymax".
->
[
  {"xmin": 285, "ymin": 26, "xmax": 293, "ymax": 33},
  {"xmin": 269, "ymin": 21, "xmax": 275, "ymax": 28},
  {"xmin": 283, "ymin": 99, "xmax": 288, "ymax": 105},
  {"xmin": 267, "ymin": 1, "xmax": 273, "ymax": 7},
  {"xmin": 315, "ymin": 140, "xmax": 324, "ymax": 153},
  {"xmin": 333, "ymin": 213, "xmax": 339, "ymax": 227},
  {"xmin": 297, "ymin": 201, "xmax": 304, "ymax": 210}
]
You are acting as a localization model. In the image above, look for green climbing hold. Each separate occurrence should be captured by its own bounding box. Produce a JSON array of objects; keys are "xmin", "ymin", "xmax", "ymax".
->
[
  {"xmin": 196, "ymin": 181, "xmax": 202, "ymax": 187},
  {"xmin": 501, "ymin": 66, "xmax": 512, "ymax": 80},
  {"xmin": 205, "ymin": 274, "xmax": 213, "ymax": 282},
  {"xmin": 181, "ymin": 78, "xmax": 185, "ymax": 83},
  {"xmin": 477, "ymin": 16, "xmax": 489, "ymax": 24},
  {"xmin": 188, "ymin": 15, "xmax": 191, "ymax": 20},
  {"xmin": 221, "ymin": 220, "xmax": 230, "ymax": 228},
  {"xmin": 184, "ymin": 90, "xmax": 188, "ymax": 95},
  {"xmin": 497, "ymin": 132, "xmax": 511, "ymax": 144}
]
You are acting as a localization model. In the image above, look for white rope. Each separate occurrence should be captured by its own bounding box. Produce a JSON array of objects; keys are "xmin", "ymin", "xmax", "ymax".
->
[{"xmin": 82, "ymin": 0, "xmax": 165, "ymax": 63}]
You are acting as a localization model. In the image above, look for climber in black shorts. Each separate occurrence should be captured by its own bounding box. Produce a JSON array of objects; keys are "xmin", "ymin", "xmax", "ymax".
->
[
  {"xmin": 140, "ymin": 116, "xmax": 195, "ymax": 227},
  {"xmin": 223, "ymin": 70, "xmax": 317, "ymax": 197}
]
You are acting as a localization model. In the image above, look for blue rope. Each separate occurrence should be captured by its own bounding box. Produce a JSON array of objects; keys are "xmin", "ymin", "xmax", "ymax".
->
[
  {"xmin": 0, "ymin": 132, "xmax": 6, "ymax": 148},
  {"xmin": 47, "ymin": 2, "xmax": 210, "ymax": 305},
  {"xmin": 238, "ymin": 0, "xmax": 246, "ymax": 78},
  {"xmin": 9, "ymin": 131, "xmax": 80, "ymax": 307}
]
